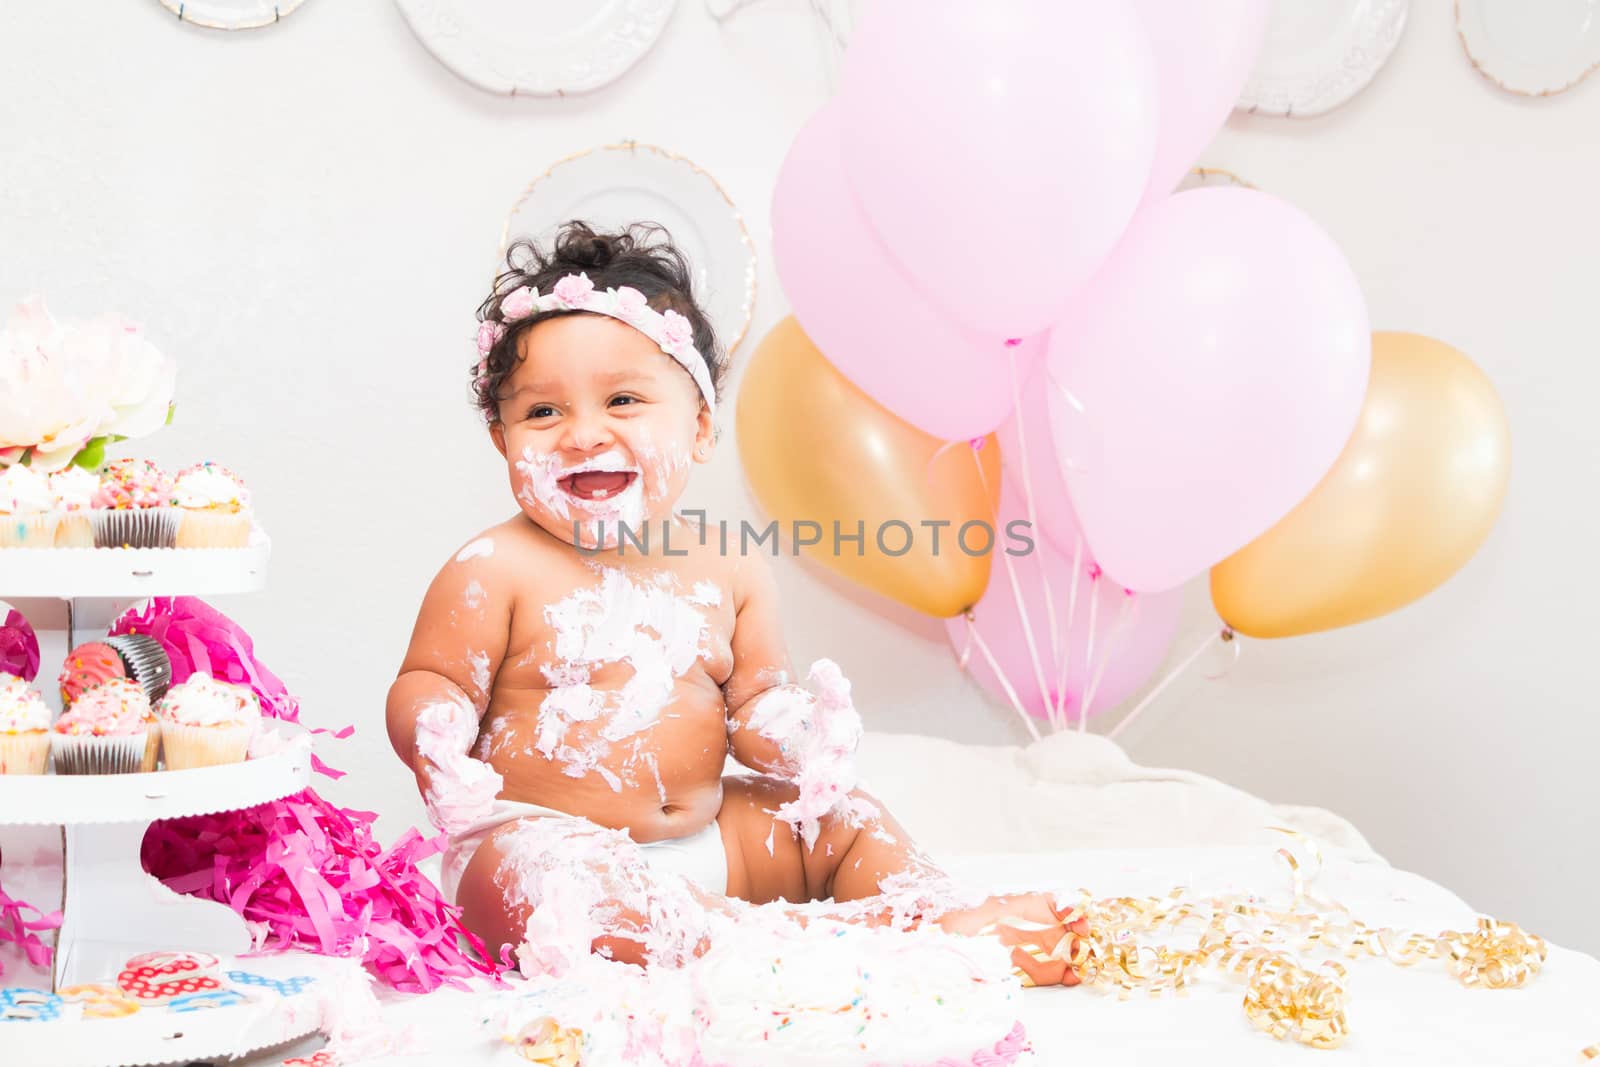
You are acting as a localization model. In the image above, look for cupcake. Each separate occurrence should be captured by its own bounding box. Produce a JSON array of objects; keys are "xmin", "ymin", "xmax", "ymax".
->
[
  {"xmin": 49, "ymin": 466, "xmax": 99, "ymax": 547},
  {"xmin": 171, "ymin": 462, "xmax": 252, "ymax": 548},
  {"xmin": 155, "ymin": 672, "xmax": 260, "ymax": 769},
  {"xmin": 0, "ymin": 464, "xmax": 60, "ymax": 548},
  {"xmin": 91, "ymin": 458, "xmax": 177, "ymax": 548},
  {"xmin": 59, "ymin": 635, "xmax": 173, "ymax": 707},
  {"xmin": 51, "ymin": 678, "xmax": 151, "ymax": 775},
  {"xmin": 0, "ymin": 672, "xmax": 51, "ymax": 774}
]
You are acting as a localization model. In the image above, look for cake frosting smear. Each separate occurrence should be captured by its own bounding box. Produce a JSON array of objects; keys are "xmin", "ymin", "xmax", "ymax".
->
[{"xmin": 487, "ymin": 905, "xmax": 1028, "ymax": 1067}]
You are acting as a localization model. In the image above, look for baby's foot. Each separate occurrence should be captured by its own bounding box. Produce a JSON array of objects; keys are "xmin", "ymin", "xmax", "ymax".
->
[{"xmin": 936, "ymin": 893, "xmax": 1090, "ymax": 987}]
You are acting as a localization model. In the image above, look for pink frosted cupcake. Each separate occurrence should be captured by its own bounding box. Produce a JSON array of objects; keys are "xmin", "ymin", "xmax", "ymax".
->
[
  {"xmin": 49, "ymin": 466, "xmax": 99, "ymax": 547},
  {"xmin": 0, "ymin": 672, "xmax": 51, "ymax": 774},
  {"xmin": 0, "ymin": 464, "xmax": 60, "ymax": 548},
  {"xmin": 91, "ymin": 458, "xmax": 178, "ymax": 548},
  {"xmin": 155, "ymin": 672, "xmax": 260, "ymax": 769},
  {"xmin": 171, "ymin": 462, "xmax": 252, "ymax": 548},
  {"xmin": 51, "ymin": 678, "xmax": 151, "ymax": 775}
]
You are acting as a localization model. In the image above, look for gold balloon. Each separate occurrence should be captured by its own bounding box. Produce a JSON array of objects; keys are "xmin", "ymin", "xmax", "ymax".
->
[
  {"xmin": 737, "ymin": 316, "xmax": 1001, "ymax": 617},
  {"xmin": 1211, "ymin": 332, "xmax": 1510, "ymax": 639}
]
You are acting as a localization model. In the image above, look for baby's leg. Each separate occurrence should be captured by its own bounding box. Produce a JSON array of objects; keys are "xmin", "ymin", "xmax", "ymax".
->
[
  {"xmin": 717, "ymin": 775, "xmax": 1087, "ymax": 986},
  {"xmin": 456, "ymin": 815, "xmax": 717, "ymax": 972}
]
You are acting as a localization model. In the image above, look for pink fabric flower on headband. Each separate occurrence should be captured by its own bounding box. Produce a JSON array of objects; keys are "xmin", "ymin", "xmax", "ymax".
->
[
  {"xmin": 552, "ymin": 273, "xmax": 595, "ymax": 308},
  {"xmin": 661, "ymin": 309, "xmax": 694, "ymax": 348},
  {"xmin": 612, "ymin": 285, "xmax": 648, "ymax": 318},
  {"xmin": 500, "ymin": 287, "xmax": 537, "ymax": 320},
  {"xmin": 475, "ymin": 321, "xmax": 503, "ymax": 357}
]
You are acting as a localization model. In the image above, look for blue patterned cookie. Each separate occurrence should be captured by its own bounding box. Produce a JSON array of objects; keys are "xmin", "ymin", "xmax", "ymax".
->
[
  {"xmin": 225, "ymin": 970, "xmax": 317, "ymax": 997},
  {"xmin": 1, "ymin": 988, "xmax": 63, "ymax": 1022},
  {"xmin": 168, "ymin": 989, "xmax": 248, "ymax": 1012}
]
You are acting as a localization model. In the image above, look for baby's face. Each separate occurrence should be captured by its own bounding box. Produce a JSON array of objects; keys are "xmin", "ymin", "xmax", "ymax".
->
[{"xmin": 491, "ymin": 313, "xmax": 713, "ymax": 549}]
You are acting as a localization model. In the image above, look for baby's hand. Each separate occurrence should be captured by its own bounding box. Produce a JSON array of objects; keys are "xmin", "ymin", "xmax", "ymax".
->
[
  {"xmin": 741, "ymin": 659, "xmax": 866, "ymax": 849},
  {"xmin": 414, "ymin": 694, "xmax": 503, "ymax": 835}
]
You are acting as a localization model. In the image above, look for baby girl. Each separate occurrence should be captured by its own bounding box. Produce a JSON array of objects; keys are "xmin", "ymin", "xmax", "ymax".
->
[{"xmin": 385, "ymin": 222, "xmax": 1084, "ymax": 984}]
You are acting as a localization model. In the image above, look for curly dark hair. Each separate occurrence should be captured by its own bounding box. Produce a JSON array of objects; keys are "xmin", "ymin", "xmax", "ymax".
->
[{"xmin": 472, "ymin": 221, "xmax": 726, "ymax": 424}]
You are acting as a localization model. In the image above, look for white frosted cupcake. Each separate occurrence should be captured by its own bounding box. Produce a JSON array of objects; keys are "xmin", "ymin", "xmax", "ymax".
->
[
  {"xmin": 49, "ymin": 466, "xmax": 99, "ymax": 548},
  {"xmin": 155, "ymin": 672, "xmax": 260, "ymax": 769},
  {"xmin": 51, "ymin": 678, "xmax": 151, "ymax": 775},
  {"xmin": 0, "ymin": 672, "xmax": 51, "ymax": 774},
  {"xmin": 0, "ymin": 464, "xmax": 60, "ymax": 548},
  {"xmin": 171, "ymin": 462, "xmax": 252, "ymax": 548}
]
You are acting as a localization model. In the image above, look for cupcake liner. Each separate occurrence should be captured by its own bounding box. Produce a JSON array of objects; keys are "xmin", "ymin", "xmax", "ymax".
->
[
  {"xmin": 0, "ymin": 513, "xmax": 61, "ymax": 548},
  {"xmin": 92, "ymin": 507, "xmax": 179, "ymax": 549},
  {"xmin": 54, "ymin": 513, "xmax": 94, "ymax": 547},
  {"xmin": 160, "ymin": 721, "xmax": 252, "ymax": 770},
  {"xmin": 105, "ymin": 633, "xmax": 174, "ymax": 703},
  {"xmin": 50, "ymin": 732, "xmax": 148, "ymax": 775},
  {"xmin": 0, "ymin": 731, "xmax": 50, "ymax": 775},
  {"xmin": 142, "ymin": 723, "xmax": 162, "ymax": 773},
  {"xmin": 176, "ymin": 509, "xmax": 252, "ymax": 548}
]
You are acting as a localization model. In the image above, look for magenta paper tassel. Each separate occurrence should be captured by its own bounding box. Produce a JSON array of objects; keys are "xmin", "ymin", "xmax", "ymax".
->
[
  {"xmin": 0, "ymin": 870, "xmax": 61, "ymax": 977},
  {"xmin": 142, "ymin": 788, "xmax": 502, "ymax": 993}
]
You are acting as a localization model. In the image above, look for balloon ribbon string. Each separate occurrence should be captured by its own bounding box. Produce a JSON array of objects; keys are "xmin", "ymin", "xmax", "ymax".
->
[
  {"xmin": 1081, "ymin": 592, "xmax": 1138, "ymax": 729},
  {"xmin": 1107, "ymin": 627, "xmax": 1235, "ymax": 742},
  {"xmin": 969, "ymin": 440, "xmax": 1056, "ymax": 734},
  {"xmin": 961, "ymin": 611, "xmax": 1042, "ymax": 743}
]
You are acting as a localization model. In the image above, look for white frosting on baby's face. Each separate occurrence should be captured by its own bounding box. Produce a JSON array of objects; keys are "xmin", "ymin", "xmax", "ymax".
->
[{"xmin": 493, "ymin": 315, "xmax": 710, "ymax": 553}]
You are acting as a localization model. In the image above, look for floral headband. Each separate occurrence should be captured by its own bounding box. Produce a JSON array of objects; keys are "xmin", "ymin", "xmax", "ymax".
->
[{"xmin": 476, "ymin": 272, "xmax": 716, "ymax": 416}]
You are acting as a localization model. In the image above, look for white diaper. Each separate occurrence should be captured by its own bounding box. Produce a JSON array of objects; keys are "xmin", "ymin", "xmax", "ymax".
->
[{"xmin": 440, "ymin": 799, "xmax": 728, "ymax": 904}]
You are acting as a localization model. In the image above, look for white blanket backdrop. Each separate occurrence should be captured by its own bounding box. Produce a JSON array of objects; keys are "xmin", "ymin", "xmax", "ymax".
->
[{"xmin": 0, "ymin": 1, "xmax": 1594, "ymax": 958}]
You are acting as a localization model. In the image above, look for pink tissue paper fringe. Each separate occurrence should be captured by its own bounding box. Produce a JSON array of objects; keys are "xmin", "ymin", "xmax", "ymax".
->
[
  {"xmin": 0, "ymin": 870, "xmax": 61, "ymax": 978},
  {"xmin": 109, "ymin": 596, "xmax": 499, "ymax": 992},
  {"xmin": 1, "ymin": 607, "xmax": 41, "ymax": 682},
  {"xmin": 142, "ymin": 788, "xmax": 501, "ymax": 993}
]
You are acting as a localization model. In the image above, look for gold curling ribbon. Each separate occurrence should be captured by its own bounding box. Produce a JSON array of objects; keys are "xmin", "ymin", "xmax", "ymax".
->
[
  {"xmin": 508, "ymin": 1016, "xmax": 585, "ymax": 1066},
  {"xmin": 1056, "ymin": 829, "xmax": 1548, "ymax": 1051}
]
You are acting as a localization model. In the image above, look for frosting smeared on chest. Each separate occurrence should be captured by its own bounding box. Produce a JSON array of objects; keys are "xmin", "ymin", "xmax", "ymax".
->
[{"xmin": 535, "ymin": 566, "xmax": 720, "ymax": 790}]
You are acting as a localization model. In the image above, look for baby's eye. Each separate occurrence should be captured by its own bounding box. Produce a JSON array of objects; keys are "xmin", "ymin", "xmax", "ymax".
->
[
  {"xmin": 609, "ymin": 394, "xmax": 640, "ymax": 407},
  {"xmin": 527, "ymin": 404, "xmax": 557, "ymax": 420}
]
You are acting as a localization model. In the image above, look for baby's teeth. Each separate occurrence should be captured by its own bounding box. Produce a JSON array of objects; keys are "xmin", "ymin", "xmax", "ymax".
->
[{"xmin": 594, "ymin": 488, "xmax": 610, "ymax": 499}]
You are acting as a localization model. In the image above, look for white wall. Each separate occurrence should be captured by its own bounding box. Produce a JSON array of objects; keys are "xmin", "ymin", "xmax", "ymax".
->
[{"xmin": 1, "ymin": 3, "xmax": 1593, "ymax": 955}]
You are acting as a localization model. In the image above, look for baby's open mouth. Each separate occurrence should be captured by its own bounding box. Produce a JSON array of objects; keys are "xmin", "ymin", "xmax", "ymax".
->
[{"xmin": 559, "ymin": 470, "xmax": 638, "ymax": 501}]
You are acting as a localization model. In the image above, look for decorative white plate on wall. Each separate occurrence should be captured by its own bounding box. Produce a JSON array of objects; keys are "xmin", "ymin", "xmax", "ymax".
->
[
  {"xmin": 1456, "ymin": 0, "xmax": 1600, "ymax": 97},
  {"xmin": 395, "ymin": 0, "xmax": 678, "ymax": 96},
  {"xmin": 156, "ymin": 0, "xmax": 308, "ymax": 29},
  {"xmin": 1177, "ymin": 166, "xmax": 1258, "ymax": 192},
  {"xmin": 1236, "ymin": 0, "xmax": 1410, "ymax": 117},
  {"xmin": 499, "ymin": 142, "xmax": 758, "ymax": 356}
]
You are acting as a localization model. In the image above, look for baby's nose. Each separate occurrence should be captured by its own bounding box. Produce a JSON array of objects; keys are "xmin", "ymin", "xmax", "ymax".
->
[{"xmin": 563, "ymin": 411, "xmax": 614, "ymax": 452}]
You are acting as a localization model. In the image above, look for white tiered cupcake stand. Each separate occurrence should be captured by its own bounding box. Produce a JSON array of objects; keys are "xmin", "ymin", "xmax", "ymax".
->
[{"xmin": 0, "ymin": 536, "xmax": 330, "ymax": 1066}]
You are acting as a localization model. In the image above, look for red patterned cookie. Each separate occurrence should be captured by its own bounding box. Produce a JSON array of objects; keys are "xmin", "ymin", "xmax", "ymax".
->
[{"xmin": 116, "ymin": 951, "xmax": 224, "ymax": 1003}]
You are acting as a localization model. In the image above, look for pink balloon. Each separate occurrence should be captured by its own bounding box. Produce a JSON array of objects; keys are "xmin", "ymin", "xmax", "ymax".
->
[
  {"xmin": 838, "ymin": 0, "xmax": 1158, "ymax": 337},
  {"xmin": 1132, "ymin": 0, "xmax": 1271, "ymax": 204},
  {"xmin": 944, "ymin": 476, "xmax": 1182, "ymax": 724},
  {"xmin": 996, "ymin": 357, "xmax": 1080, "ymax": 556},
  {"xmin": 1047, "ymin": 187, "xmax": 1371, "ymax": 593},
  {"xmin": 773, "ymin": 102, "xmax": 1044, "ymax": 441}
]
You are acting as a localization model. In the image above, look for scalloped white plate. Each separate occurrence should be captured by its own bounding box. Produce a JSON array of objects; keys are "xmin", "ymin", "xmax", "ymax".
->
[
  {"xmin": 1457, "ymin": 0, "xmax": 1600, "ymax": 96},
  {"xmin": 1237, "ymin": 0, "xmax": 1410, "ymax": 117},
  {"xmin": 499, "ymin": 142, "xmax": 758, "ymax": 356},
  {"xmin": 395, "ymin": 0, "xmax": 678, "ymax": 96},
  {"xmin": 155, "ymin": 0, "xmax": 309, "ymax": 30}
]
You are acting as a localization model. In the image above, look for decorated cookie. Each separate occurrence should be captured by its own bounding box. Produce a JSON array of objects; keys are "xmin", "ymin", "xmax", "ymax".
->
[
  {"xmin": 116, "ymin": 950, "xmax": 224, "ymax": 1003},
  {"xmin": 168, "ymin": 989, "xmax": 249, "ymax": 1012},
  {"xmin": 58, "ymin": 983, "xmax": 141, "ymax": 1019},
  {"xmin": 0, "ymin": 988, "xmax": 63, "ymax": 1021},
  {"xmin": 226, "ymin": 969, "xmax": 317, "ymax": 997}
]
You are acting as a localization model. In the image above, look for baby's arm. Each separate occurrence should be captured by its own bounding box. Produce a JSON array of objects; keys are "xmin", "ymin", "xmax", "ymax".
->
[
  {"xmin": 386, "ymin": 533, "xmax": 513, "ymax": 833},
  {"xmin": 723, "ymin": 550, "xmax": 807, "ymax": 776},
  {"xmin": 724, "ymin": 553, "xmax": 865, "ymax": 848}
]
